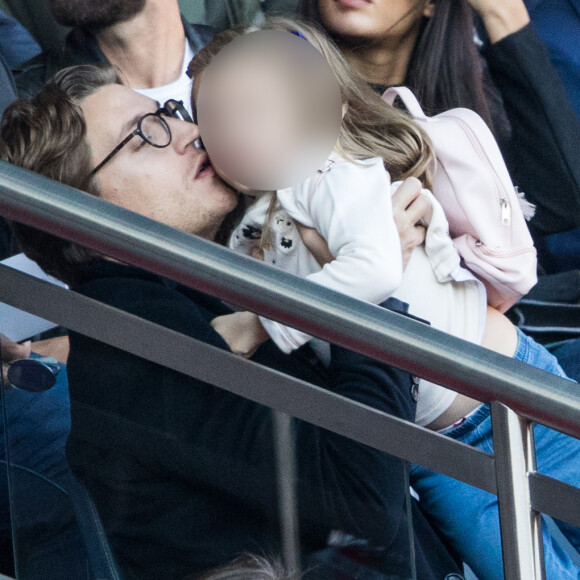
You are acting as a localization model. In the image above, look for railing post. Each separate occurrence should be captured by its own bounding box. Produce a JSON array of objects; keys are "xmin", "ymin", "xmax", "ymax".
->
[
  {"xmin": 491, "ymin": 401, "xmax": 545, "ymax": 580},
  {"xmin": 273, "ymin": 411, "xmax": 301, "ymax": 579}
]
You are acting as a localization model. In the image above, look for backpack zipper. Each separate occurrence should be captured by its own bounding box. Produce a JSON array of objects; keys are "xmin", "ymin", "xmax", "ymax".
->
[
  {"xmin": 501, "ymin": 197, "xmax": 511, "ymax": 225},
  {"xmin": 442, "ymin": 113, "xmax": 512, "ymax": 228}
]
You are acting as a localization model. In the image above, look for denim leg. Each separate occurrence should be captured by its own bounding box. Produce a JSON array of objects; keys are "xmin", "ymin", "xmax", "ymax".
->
[
  {"xmin": 410, "ymin": 407, "xmax": 580, "ymax": 580},
  {"xmin": 534, "ymin": 422, "xmax": 580, "ymax": 553},
  {"xmin": 547, "ymin": 338, "xmax": 580, "ymax": 382},
  {"xmin": 0, "ymin": 359, "xmax": 72, "ymax": 537},
  {"xmin": 0, "ymin": 362, "xmax": 91, "ymax": 578},
  {"xmin": 411, "ymin": 331, "xmax": 580, "ymax": 580},
  {"xmin": 513, "ymin": 331, "xmax": 580, "ymax": 549}
]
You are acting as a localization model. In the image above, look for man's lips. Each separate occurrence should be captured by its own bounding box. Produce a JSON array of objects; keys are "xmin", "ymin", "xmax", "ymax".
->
[
  {"xmin": 334, "ymin": 0, "xmax": 372, "ymax": 8},
  {"xmin": 194, "ymin": 152, "xmax": 215, "ymax": 179}
]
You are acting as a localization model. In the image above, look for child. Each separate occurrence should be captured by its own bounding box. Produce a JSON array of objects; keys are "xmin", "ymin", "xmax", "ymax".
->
[{"xmin": 189, "ymin": 19, "xmax": 580, "ymax": 580}]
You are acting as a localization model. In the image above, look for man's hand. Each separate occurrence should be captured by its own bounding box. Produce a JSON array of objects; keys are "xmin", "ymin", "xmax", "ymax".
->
[
  {"xmin": 1, "ymin": 334, "xmax": 31, "ymax": 383},
  {"xmin": 211, "ymin": 312, "xmax": 269, "ymax": 358},
  {"xmin": 391, "ymin": 177, "xmax": 432, "ymax": 269},
  {"xmin": 464, "ymin": 0, "xmax": 530, "ymax": 44},
  {"xmin": 32, "ymin": 335, "xmax": 70, "ymax": 363}
]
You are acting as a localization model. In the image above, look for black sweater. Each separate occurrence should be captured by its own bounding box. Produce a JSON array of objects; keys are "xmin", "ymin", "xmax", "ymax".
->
[{"xmin": 66, "ymin": 260, "xmax": 424, "ymax": 579}]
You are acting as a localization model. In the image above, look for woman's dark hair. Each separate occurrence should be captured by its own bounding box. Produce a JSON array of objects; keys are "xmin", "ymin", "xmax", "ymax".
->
[
  {"xmin": 299, "ymin": 0, "xmax": 496, "ymax": 132},
  {"xmin": 407, "ymin": 0, "xmax": 493, "ymax": 128}
]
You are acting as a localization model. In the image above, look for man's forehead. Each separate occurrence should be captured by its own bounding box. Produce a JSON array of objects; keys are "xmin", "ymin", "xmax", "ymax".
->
[{"xmin": 83, "ymin": 84, "xmax": 157, "ymax": 140}]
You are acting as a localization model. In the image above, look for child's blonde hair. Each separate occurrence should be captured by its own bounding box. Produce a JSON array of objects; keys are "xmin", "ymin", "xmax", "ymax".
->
[{"xmin": 189, "ymin": 17, "xmax": 434, "ymax": 189}]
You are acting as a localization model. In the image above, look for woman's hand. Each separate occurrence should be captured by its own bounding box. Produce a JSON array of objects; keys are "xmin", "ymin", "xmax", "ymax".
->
[
  {"xmin": 211, "ymin": 312, "xmax": 269, "ymax": 358},
  {"xmin": 391, "ymin": 177, "xmax": 432, "ymax": 269},
  {"xmin": 464, "ymin": 0, "xmax": 530, "ymax": 44}
]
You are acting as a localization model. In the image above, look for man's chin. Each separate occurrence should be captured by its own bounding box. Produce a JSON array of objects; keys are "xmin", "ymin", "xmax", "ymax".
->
[{"xmin": 49, "ymin": 0, "xmax": 146, "ymax": 28}]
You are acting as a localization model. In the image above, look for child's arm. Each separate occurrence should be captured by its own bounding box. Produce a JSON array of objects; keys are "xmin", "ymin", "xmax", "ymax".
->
[
  {"xmin": 211, "ymin": 311, "xmax": 269, "ymax": 358},
  {"xmin": 261, "ymin": 158, "xmax": 405, "ymax": 353},
  {"xmin": 294, "ymin": 221, "xmax": 335, "ymax": 267},
  {"xmin": 297, "ymin": 176, "xmax": 432, "ymax": 270}
]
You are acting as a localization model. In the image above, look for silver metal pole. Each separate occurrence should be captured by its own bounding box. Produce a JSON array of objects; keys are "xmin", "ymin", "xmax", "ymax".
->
[
  {"xmin": 491, "ymin": 402, "xmax": 545, "ymax": 580},
  {"xmin": 0, "ymin": 163, "xmax": 579, "ymax": 440},
  {"xmin": 273, "ymin": 412, "xmax": 301, "ymax": 579}
]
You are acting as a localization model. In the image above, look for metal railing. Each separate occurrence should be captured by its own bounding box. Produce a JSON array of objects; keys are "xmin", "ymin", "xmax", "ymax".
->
[{"xmin": 1, "ymin": 161, "xmax": 579, "ymax": 579}]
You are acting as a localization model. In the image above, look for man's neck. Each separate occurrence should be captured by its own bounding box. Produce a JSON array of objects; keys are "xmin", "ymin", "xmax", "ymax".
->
[
  {"xmin": 338, "ymin": 31, "xmax": 419, "ymax": 87},
  {"xmin": 95, "ymin": 0, "xmax": 185, "ymax": 90}
]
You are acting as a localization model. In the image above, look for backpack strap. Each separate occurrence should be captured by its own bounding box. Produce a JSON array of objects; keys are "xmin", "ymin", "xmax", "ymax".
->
[
  {"xmin": 308, "ymin": 157, "xmax": 336, "ymax": 198},
  {"xmin": 382, "ymin": 86, "xmax": 428, "ymax": 121}
]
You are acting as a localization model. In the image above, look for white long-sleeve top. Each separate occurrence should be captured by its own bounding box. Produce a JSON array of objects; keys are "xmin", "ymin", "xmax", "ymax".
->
[{"xmin": 229, "ymin": 153, "xmax": 487, "ymax": 426}]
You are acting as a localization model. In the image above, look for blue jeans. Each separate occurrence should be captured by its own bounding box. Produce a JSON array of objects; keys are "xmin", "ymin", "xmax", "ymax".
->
[
  {"xmin": 547, "ymin": 337, "xmax": 580, "ymax": 383},
  {"xmin": 410, "ymin": 330, "xmax": 580, "ymax": 580},
  {"xmin": 0, "ymin": 359, "xmax": 91, "ymax": 578}
]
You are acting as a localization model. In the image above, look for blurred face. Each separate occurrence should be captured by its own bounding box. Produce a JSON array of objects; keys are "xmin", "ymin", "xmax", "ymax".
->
[
  {"xmin": 82, "ymin": 85, "xmax": 238, "ymax": 240},
  {"xmin": 318, "ymin": 0, "xmax": 433, "ymax": 44},
  {"xmin": 195, "ymin": 30, "xmax": 342, "ymax": 192},
  {"xmin": 49, "ymin": 0, "xmax": 146, "ymax": 29}
]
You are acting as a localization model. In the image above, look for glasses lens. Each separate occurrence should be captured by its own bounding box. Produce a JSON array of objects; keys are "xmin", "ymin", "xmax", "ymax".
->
[
  {"xmin": 140, "ymin": 115, "xmax": 171, "ymax": 147},
  {"xmin": 7, "ymin": 359, "xmax": 59, "ymax": 392}
]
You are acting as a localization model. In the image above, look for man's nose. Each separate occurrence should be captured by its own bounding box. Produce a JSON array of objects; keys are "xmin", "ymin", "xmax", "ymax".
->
[{"xmin": 168, "ymin": 117, "xmax": 201, "ymax": 152}]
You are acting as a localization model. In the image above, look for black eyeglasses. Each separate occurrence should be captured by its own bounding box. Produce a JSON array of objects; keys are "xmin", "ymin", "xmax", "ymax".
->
[{"xmin": 90, "ymin": 99, "xmax": 193, "ymax": 176}]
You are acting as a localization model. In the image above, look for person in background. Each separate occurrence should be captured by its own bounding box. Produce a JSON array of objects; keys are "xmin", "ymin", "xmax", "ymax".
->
[
  {"xmin": 524, "ymin": 0, "xmax": 580, "ymax": 120},
  {"xmin": 14, "ymin": 0, "xmax": 213, "ymax": 117},
  {"xmin": 0, "ymin": 9, "xmax": 41, "ymax": 70},
  {"xmin": 298, "ymin": 0, "xmax": 580, "ymax": 265}
]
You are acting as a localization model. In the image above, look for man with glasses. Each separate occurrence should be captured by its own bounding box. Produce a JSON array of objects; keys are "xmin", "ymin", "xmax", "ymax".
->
[{"xmin": 0, "ymin": 64, "xmax": 461, "ymax": 579}]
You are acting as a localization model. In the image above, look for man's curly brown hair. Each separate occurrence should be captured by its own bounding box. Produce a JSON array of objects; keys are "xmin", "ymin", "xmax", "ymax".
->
[{"xmin": 0, "ymin": 64, "xmax": 121, "ymax": 284}]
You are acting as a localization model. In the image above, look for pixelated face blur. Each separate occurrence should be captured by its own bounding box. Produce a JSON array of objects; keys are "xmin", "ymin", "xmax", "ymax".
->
[
  {"xmin": 81, "ymin": 84, "xmax": 238, "ymax": 240},
  {"xmin": 195, "ymin": 29, "xmax": 342, "ymax": 191},
  {"xmin": 49, "ymin": 0, "xmax": 146, "ymax": 28},
  {"xmin": 317, "ymin": 0, "xmax": 433, "ymax": 43}
]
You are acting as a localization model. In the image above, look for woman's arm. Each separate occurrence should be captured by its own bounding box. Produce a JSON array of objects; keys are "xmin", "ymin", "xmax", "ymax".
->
[
  {"xmin": 466, "ymin": 0, "xmax": 530, "ymax": 44},
  {"xmin": 472, "ymin": 0, "xmax": 580, "ymax": 236}
]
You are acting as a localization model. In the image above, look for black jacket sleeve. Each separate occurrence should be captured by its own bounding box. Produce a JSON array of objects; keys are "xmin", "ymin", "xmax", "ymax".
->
[
  {"xmin": 67, "ymin": 268, "xmax": 416, "ymax": 576},
  {"xmin": 483, "ymin": 22, "xmax": 580, "ymax": 236}
]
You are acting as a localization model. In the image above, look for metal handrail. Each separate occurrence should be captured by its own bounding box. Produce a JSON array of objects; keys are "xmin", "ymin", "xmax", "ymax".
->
[
  {"xmin": 1, "ymin": 161, "xmax": 579, "ymax": 438},
  {"xmin": 1, "ymin": 161, "xmax": 579, "ymax": 579}
]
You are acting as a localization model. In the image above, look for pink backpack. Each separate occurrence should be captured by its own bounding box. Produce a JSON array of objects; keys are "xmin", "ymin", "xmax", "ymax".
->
[{"xmin": 382, "ymin": 86, "xmax": 537, "ymax": 313}]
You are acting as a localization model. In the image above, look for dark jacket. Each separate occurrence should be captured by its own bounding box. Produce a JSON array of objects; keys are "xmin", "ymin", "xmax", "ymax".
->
[
  {"xmin": 373, "ymin": 23, "xmax": 580, "ymax": 241},
  {"xmin": 65, "ymin": 259, "xmax": 457, "ymax": 580},
  {"xmin": 0, "ymin": 9, "xmax": 41, "ymax": 70},
  {"xmin": 524, "ymin": 0, "xmax": 580, "ymax": 120},
  {"xmin": 14, "ymin": 17, "xmax": 214, "ymax": 99},
  {"xmin": 483, "ymin": 22, "xmax": 580, "ymax": 238}
]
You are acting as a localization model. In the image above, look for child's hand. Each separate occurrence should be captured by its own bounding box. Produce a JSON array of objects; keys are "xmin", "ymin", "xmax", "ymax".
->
[
  {"xmin": 211, "ymin": 312, "xmax": 269, "ymax": 358},
  {"xmin": 295, "ymin": 221, "xmax": 334, "ymax": 267}
]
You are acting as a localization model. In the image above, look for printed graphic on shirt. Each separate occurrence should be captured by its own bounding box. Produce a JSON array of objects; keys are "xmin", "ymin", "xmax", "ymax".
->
[{"xmin": 242, "ymin": 225, "xmax": 262, "ymax": 240}]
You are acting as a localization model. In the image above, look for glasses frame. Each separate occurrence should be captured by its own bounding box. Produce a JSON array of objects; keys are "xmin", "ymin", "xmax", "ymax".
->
[{"xmin": 89, "ymin": 99, "xmax": 193, "ymax": 177}]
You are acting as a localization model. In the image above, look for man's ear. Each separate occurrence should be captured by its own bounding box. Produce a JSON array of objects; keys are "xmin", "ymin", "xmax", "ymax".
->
[
  {"xmin": 342, "ymin": 103, "xmax": 348, "ymax": 119},
  {"xmin": 422, "ymin": 1, "xmax": 435, "ymax": 18}
]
